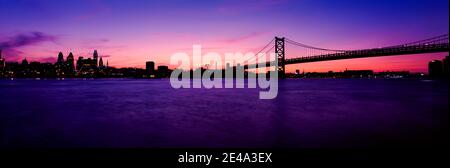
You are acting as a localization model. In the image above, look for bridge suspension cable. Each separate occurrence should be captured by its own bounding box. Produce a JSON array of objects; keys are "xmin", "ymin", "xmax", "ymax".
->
[
  {"xmin": 255, "ymin": 38, "xmax": 275, "ymax": 55},
  {"xmin": 237, "ymin": 33, "xmax": 449, "ymax": 72},
  {"xmin": 285, "ymin": 38, "xmax": 348, "ymax": 52},
  {"xmin": 243, "ymin": 37, "xmax": 275, "ymax": 64},
  {"xmin": 397, "ymin": 34, "xmax": 449, "ymax": 47}
]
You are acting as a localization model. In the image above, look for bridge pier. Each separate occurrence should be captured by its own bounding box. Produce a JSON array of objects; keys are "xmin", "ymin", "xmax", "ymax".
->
[{"xmin": 275, "ymin": 37, "xmax": 286, "ymax": 78}]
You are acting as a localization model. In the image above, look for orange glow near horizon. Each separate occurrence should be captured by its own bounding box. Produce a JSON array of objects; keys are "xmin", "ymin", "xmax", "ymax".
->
[{"xmin": 1, "ymin": 0, "xmax": 448, "ymax": 73}]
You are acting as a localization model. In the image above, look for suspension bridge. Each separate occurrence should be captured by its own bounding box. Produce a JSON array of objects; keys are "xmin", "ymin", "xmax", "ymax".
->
[{"xmin": 242, "ymin": 34, "xmax": 449, "ymax": 78}]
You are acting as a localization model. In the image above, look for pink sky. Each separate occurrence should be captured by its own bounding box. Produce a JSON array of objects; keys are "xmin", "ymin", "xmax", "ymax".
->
[{"xmin": 0, "ymin": 0, "xmax": 448, "ymax": 73}]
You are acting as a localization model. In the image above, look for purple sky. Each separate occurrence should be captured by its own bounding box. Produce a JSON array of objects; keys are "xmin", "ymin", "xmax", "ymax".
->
[{"xmin": 0, "ymin": 0, "xmax": 448, "ymax": 72}]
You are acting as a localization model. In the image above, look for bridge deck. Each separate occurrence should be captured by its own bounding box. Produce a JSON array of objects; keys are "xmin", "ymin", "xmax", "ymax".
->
[{"xmin": 242, "ymin": 43, "xmax": 449, "ymax": 69}]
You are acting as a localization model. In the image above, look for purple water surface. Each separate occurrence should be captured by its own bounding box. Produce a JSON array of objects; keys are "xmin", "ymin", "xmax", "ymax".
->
[{"xmin": 0, "ymin": 79, "xmax": 448, "ymax": 148}]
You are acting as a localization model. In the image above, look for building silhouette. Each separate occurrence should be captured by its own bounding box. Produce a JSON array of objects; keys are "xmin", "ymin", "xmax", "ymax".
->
[
  {"xmin": 158, "ymin": 65, "xmax": 168, "ymax": 71},
  {"xmin": 76, "ymin": 50, "xmax": 101, "ymax": 76},
  {"xmin": 66, "ymin": 52, "xmax": 75, "ymax": 69},
  {"xmin": 53, "ymin": 52, "xmax": 76, "ymax": 77},
  {"xmin": 0, "ymin": 49, "xmax": 173, "ymax": 78},
  {"xmin": 428, "ymin": 60, "xmax": 443, "ymax": 78},
  {"xmin": 146, "ymin": 61, "xmax": 155, "ymax": 75},
  {"xmin": 21, "ymin": 58, "xmax": 28, "ymax": 66},
  {"xmin": 93, "ymin": 50, "xmax": 99, "ymax": 67},
  {"xmin": 55, "ymin": 52, "xmax": 65, "ymax": 76},
  {"xmin": 99, "ymin": 57, "xmax": 104, "ymax": 67},
  {"xmin": 443, "ymin": 56, "xmax": 449, "ymax": 77},
  {"xmin": 344, "ymin": 70, "xmax": 373, "ymax": 78},
  {"xmin": 157, "ymin": 65, "xmax": 170, "ymax": 78},
  {"xmin": 57, "ymin": 52, "xmax": 64, "ymax": 64},
  {"xmin": 65, "ymin": 52, "xmax": 76, "ymax": 76},
  {"xmin": 0, "ymin": 49, "xmax": 5, "ymax": 71}
]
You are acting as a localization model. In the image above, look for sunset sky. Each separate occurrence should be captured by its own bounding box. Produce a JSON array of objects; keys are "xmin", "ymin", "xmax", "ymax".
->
[{"xmin": 0, "ymin": 0, "xmax": 448, "ymax": 73}]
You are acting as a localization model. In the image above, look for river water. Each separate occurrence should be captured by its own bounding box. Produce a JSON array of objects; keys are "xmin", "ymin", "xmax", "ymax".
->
[{"xmin": 0, "ymin": 79, "xmax": 448, "ymax": 148}]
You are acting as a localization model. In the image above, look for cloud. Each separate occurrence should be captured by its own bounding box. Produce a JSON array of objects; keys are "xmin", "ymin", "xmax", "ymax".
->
[
  {"xmin": 0, "ymin": 31, "xmax": 57, "ymax": 59},
  {"xmin": 100, "ymin": 54, "xmax": 112, "ymax": 58},
  {"xmin": 89, "ymin": 38, "xmax": 110, "ymax": 43},
  {"xmin": 76, "ymin": 38, "xmax": 129, "ymax": 51},
  {"xmin": 99, "ymin": 38, "xmax": 110, "ymax": 43},
  {"xmin": 0, "ymin": 31, "xmax": 57, "ymax": 50},
  {"xmin": 80, "ymin": 38, "xmax": 110, "ymax": 46}
]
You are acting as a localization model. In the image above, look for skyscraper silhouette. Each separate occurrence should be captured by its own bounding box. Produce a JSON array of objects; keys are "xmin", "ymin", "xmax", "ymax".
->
[
  {"xmin": 55, "ymin": 52, "xmax": 65, "ymax": 76},
  {"xmin": 75, "ymin": 50, "xmax": 101, "ymax": 77},
  {"xmin": 76, "ymin": 56, "xmax": 84, "ymax": 70},
  {"xmin": 146, "ymin": 61, "xmax": 155, "ymax": 74},
  {"xmin": 66, "ymin": 52, "xmax": 75, "ymax": 75},
  {"xmin": 57, "ymin": 52, "xmax": 64, "ymax": 64},
  {"xmin": 93, "ymin": 50, "xmax": 99, "ymax": 67},
  {"xmin": 99, "ymin": 57, "xmax": 104, "ymax": 67},
  {"xmin": 67, "ymin": 52, "xmax": 74, "ymax": 67},
  {"xmin": 0, "ymin": 49, "xmax": 5, "ymax": 70}
]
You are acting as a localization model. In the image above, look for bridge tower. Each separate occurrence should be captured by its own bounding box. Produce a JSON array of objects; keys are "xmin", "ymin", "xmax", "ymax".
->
[{"xmin": 275, "ymin": 37, "xmax": 286, "ymax": 78}]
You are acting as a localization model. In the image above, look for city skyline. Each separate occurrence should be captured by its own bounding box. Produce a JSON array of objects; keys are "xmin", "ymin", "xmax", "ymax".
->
[{"xmin": 0, "ymin": 0, "xmax": 449, "ymax": 73}]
